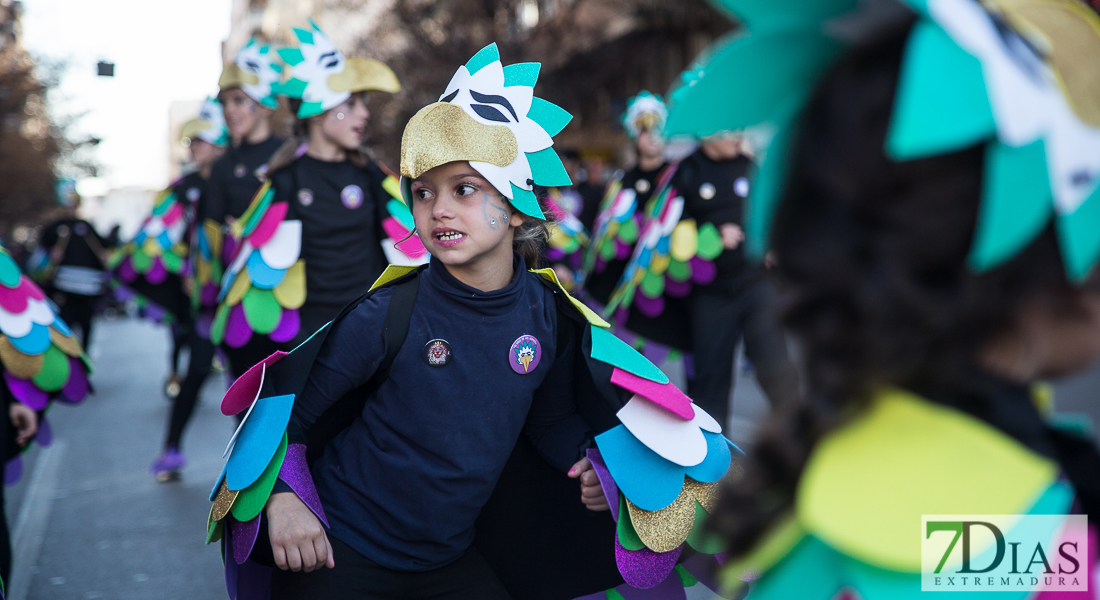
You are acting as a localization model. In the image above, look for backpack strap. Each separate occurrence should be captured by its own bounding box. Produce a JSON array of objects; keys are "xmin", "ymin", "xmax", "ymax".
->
[{"xmin": 303, "ymin": 270, "xmax": 420, "ymax": 464}]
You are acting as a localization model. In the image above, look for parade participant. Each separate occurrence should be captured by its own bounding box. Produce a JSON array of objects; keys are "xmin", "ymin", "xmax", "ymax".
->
[
  {"xmin": 660, "ymin": 0, "xmax": 1100, "ymax": 596},
  {"xmin": 0, "ymin": 244, "xmax": 91, "ymax": 583},
  {"xmin": 141, "ymin": 98, "xmax": 229, "ymax": 481},
  {"xmin": 209, "ymin": 21, "xmax": 420, "ymax": 359},
  {"xmin": 33, "ymin": 204, "xmax": 109, "ymax": 348},
  {"xmin": 205, "ymin": 43, "xmax": 738, "ymax": 600}
]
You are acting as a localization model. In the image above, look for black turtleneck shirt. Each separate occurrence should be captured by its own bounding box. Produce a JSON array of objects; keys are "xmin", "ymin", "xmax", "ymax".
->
[
  {"xmin": 204, "ymin": 136, "xmax": 285, "ymax": 223},
  {"xmin": 287, "ymin": 255, "xmax": 591, "ymax": 571}
]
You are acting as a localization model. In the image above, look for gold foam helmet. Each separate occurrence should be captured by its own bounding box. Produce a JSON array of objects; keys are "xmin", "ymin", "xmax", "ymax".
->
[
  {"xmin": 218, "ymin": 63, "xmax": 260, "ymax": 91},
  {"xmin": 400, "ymin": 102, "xmax": 519, "ymax": 182},
  {"xmin": 328, "ymin": 58, "xmax": 401, "ymax": 95}
]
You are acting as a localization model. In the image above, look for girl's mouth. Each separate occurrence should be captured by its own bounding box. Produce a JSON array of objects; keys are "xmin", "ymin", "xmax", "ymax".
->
[{"xmin": 434, "ymin": 229, "xmax": 466, "ymax": 246}]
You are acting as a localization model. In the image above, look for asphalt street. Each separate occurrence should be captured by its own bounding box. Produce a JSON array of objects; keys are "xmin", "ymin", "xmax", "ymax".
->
[{"xmin": 4, "ymin": 315, "xmax": 1099, "ymax": 599}]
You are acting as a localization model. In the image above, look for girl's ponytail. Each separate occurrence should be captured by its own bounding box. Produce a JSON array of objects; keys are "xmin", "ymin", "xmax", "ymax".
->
[{"xmin": 513, "ymin": 191, "xmax": 553, "ymax": 269}]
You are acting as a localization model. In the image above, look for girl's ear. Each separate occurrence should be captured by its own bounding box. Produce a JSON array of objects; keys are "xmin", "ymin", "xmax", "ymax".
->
[{"xmin": 507, "ymin": 201, "xmax": 525, "ymax": 228}]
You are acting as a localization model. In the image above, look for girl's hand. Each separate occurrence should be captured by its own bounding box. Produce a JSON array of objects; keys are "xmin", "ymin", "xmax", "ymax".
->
[
  {"xmin": 719, "ymin": 223, "xmax": 745, "ymax": 250},
  {"xmin": 265, "ymin": 491, "xmax": 335, "ymax": 572},
  {"xmin": 9, "ymin": 403, "xmax": 38, "ymax": 447},
  {"xmin": 568, "ymin": 457, "xmax": 610, "ymax": 512}
]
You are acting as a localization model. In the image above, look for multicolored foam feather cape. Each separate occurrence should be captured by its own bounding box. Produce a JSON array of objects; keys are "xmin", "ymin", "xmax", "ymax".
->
[
  {"xmin": 205, "ymin": 264, "xmax": 739, "ymax": 599},
  {"xmin": 722, "ymin": 389, "xmax": 1098, "ymax": 599},
  {"xmin": 109, "ymin": 185, "xmax": 191, "ymax": 323},
  {"xmin": 545, "ymin": 187, "xmax": 591, "ymax": 286},
  {"xmin": 0, "ymin": 245, "xmax": 91, "ymax": 484}
]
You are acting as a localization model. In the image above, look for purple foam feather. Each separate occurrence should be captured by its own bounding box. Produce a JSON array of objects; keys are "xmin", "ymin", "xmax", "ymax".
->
[
  {"xmin": 236, "ymin": 558, "xmax": 272, "ymax": 600},
  {"xmin": 146, "ymin": 257, "xmax": 169, "ymax": 284},
  {"xmin": 615, "ymin": 240, "xmax": 633, "ymax": 260},
  {"xmin": 278, "ymin": 444, "xmax": 329, "ymax": 527},
  {"xmin": 222, "ymin": 236, "xmax": 239, "ymax": 265},
  {"xmin": 633, "ymin": 292, "xmax": 665, "ymax": 318},
  {"xmin": 4, "ymin": 372, "xmax": 48, "ymax": 410},
  {"xmin": 35, "ymin": 415, "xmax": 52, "ymax": 447},
  {"xmin": 61, "ymin": 358, "xmax": 89, "ymax": 402},
  {"xmin": 683, "ymin": 354, "xmax": 695, "ymax": 380},
  {"xmin": 117, "ymin": 257, "xmax": 137, "ymax": 283},
  {"xmin": 615, "ymin": 534, "xmax": 682, "ymax": 589},
  {"xmin": 269, "ymin": 309, "xmax": 300, "ymax": 343},
  {"xmin": 113, "ymin": 284, "xmax": 136, "ymax": 302},
  {"xmin": 642, "ymin": 342, "xmax": 670, "ymax": 367},
  {"xmin": 143, "ymin": 302, "xmax": 167, "ymax": 323},
  {"xmin": 4, "ymin": 456, "xmax": 22, "ymax": 485},
  {"xmin": 232, "ymin": 513, "xmax": 262, "ymax": 565},
  {"xmin": 617, "ymin": 569, "xmax": 689, "ymax": 600},
  {"xmin": 225, "ymin": 304, "xmax": 253, "ymax": 348},
  {"xmin": 195, "ymin": 311, "xmax": 213, "ymax": 339},
  {"xmin": 201, "ymin": 283, "xmax": 219, "ymax": 307},
  {"xmin": 688, "ymin": 257, "xmax": 717, "ymax": 284},
  {"xmin": 224, "ymin": 522, "xmax": 238, "ymax": 600},
  {"xmin": 665, "ymin": 279, "xmax": 692, "ymax": 298},
  {"xmin": 586, "ymin": 448, "xmax": 619, "ymax": 522},
  {"xmin": 546, "ymin": 248, "xmax": 565, "ymax": 262}
]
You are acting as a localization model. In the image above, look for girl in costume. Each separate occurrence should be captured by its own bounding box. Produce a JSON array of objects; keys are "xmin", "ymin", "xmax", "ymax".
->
[
  {"xmin": 582, "ymin": 92, "xmax": 695, "ymax": 375},
  {"xmin": 205, "ymin": 43, "xmax": 738, "ymax": 600},
  {"xmin": 660, "ymin": 0, "xmax": 1100, "ymax": 597},
  {"xmin": 0, "ymin": 244, "xmax": 91, "ymax": 583},
  {"xmin": 143, "ymin": 97, "xmax": 229, "ymax": 481},
  {"xmin": 205, "ymin": 39, "xmax": 287, "ymax": 379},
  {"xmin": 210, "ymin": 21, "xmax": 419, "ymax": 355}
]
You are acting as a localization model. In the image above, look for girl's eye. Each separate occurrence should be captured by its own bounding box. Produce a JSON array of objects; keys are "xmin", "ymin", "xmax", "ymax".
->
[
  {"xmin": 456, "ymin": 183, "xmax": 478, "ymax": 196},
  {"xmin": 413, "ymin": 188, "xmax": 432, "ymax": 201}
]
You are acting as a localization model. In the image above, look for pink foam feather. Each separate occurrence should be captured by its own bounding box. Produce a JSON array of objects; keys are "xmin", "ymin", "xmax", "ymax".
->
[
  {"xmin": 162, "ymin": 202, "xmax": 184, "ymax": 226},
  {"xmin": 146, "ymin": 257, "xmax": 169, "ymax": 284},
  {"xmin": 1033, "ymin": 526, "xmax": 1096, "ymax": 599},
  {"xmin": 22, "ymin": 276, "xmax": 45, "ymax": 301},
  {"xmin": 248, "ymin": 202, "xmax": 288, "ymax": 248},
  {"xmin": 0, "ymin": 280, "xmax": 29, "ymax": 313},
  {"xmin": 383, "ymin": 217, "xmax": 427, "ymax": 258},
  {"xmin": 3, "ymin": 372, "xmax": 48, "ymax": 410},
  {"xmin": 221, "ymin": 350, "xmax": 288, "ymax": 415},
  {"xmin": 269, "ymin": 309, "xmax": 300, "ymax": 343},
  {"xmin": 61, "ymin": 357, "xmax": 89, "ymax": 402},
  {"xmin": 395, "ymin": 233, "xmax": 427, "ymax": 259},
  {"xmin": 610, "ymin": 367, "xmax": 694, "ymax": 420},
  {"xmin": 117, "ymin": 257, "xmax": 138, "ymax": 283},
  {"xmin": 224, "ymin": 304, "xmax": 253, "ymax": 349}
]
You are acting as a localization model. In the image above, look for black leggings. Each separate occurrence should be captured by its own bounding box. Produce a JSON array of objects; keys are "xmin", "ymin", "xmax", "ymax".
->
[
  {"xmin": 56, "ymin": 292, "xmax": 100, "ymax": 348},
  {"xmin": 163, "ymin": 331, "xmax": 217, "ymax": 450},
  {"xmin": 270, "ymin": 535, "xmax": 511, "ymax": 600}
]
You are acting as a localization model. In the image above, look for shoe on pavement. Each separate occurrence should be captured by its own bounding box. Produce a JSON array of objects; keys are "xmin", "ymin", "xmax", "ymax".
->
[{"xmin": 151, "ymin": 448, "xmax": 186, "ymax": 482}]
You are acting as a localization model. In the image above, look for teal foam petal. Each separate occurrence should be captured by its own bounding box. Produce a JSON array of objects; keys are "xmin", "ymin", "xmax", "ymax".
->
[
  {"xmin": 886, "ymin": 21, "xmax": 995, "ymax": 160},
  {"xmin": 503, "ymin": 62, "xmax": 540, "ymax": 88},
  {"xmin": 1056, "ymin": 180, "xmax": 1100, "ymax": 282},
  {"xmin": 969, "ymin": 139, "xmax": 1051, "ymax": 272},
  {"xmin": 509, "ymin": 183, "xmax": 544, "ymax": 219},
  {"xmin": 747, "ymin": 536, "xmax": 845, "ymax": 600},
  {"xmin": 527, "ymin": 147, "xmax": 572, "ymax": 187},
  {"xmin": 298, "ymin": 101, "xmax": 325, "ymax": 118},
  {"xmin": 465, "ymin": 43, "xmax": 500, "ymax": 75},
  {"xmin": 745, "ymin": 116, "xmax": 797, "ymax": 260},
  {"xmin": 279, "ymin": 78, "xmax": 308, "ymax": 99},
  {"xmin": 277, "ymin": 47, "xmax": 305, "ymax": 67},
  {"xmin": 712, "ymin": 0, "xmax": 858, "ymax": 31},
  {"xmin": 527, "ymin": 97, "xmax": 572, "ymax": 137},
  {"xmin": 665, "ymin": 31, "xmax": 842, "ymax": 138},
  {"xmin": 293, "ymin": 28, "xmax": 314, "ymax": 45}
]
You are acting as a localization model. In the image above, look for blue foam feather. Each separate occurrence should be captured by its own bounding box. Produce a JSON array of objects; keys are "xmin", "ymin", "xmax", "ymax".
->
[
  {"xmin": 210, "ymin": 468, "xmax": 227, "ymax": 502},
  {"xmin": 134, "ymin": 231, "xmax": 148, "ymax": 245},
  {"xmin": 156, "ymin": 231, "xmax": 173, "ymax": 251},
  {"xmin": 52, "ymin": 317, "xmax": 73, "ymax": 337},
  {"xmin": 245, "ymin": 252, "xmax": 287, "ymax": 290},
  {"xmin": 685, "ymin": 431, "xmax": 732, "ymax": 483},
  {"xmin": 595, "ymin": 424, "xmax": 684, "ymax": 511},
  {"xmin": 225, "ymin": 394, "xmax": 295, "ymax": 491},
  {"xmin": 10, "ymin": 322, "xmax": 52, "ymax": 355}
]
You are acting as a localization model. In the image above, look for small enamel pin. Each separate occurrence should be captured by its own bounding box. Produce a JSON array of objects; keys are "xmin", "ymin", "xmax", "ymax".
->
[
  {"xmin": 298, "ymin": 188, "xmax": 314, "ymax": 207},
  {"xmin": 234, "ymin": 164, "xmax": 247, "ymax": 178},
  {"xmin": 424, "ymin": 339, "xmax": 452, "ymax": 367},
  {"xmin": 699, "ymin": 182, "xmax": 717, "ymax": 200},
  {"xmin": 509, "ymin": 335, "xmax": 541, "ymax": 374}
]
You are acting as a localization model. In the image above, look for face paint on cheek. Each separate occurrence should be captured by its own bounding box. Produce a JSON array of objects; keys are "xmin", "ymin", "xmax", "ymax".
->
[{"xmin": 481, "ymin": 192, "xmax": 509, "ymax": 230}]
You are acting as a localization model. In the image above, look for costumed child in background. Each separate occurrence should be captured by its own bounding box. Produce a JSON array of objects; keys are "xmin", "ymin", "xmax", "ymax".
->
[
  {"xmin": 140, "ymin": 97, "xmax": 229, "ymax": 481},
  {"xmin": 662, "ymin": 0, "xmax": 1100, "ymax": 596},
  {"xmin": 206, "ymin": 43, "xmax": 739, "ymax": 600},
  {"xmin": 582, "ymin": 91, "xmax": 694, "ymax": 376},
  {"xmin": 0, "ymin": 244, "xmax": 91, "ymax": 584},
  {"xmin": 212, "ymin": 21, "xmax": 420, "ymax": 355},
  {"xmin": 205, "ymin": 39, "xmax": 286, "ymax": 379}
]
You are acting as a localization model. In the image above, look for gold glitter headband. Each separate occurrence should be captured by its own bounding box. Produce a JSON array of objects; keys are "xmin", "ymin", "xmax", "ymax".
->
[{"xmin": 400, "ymin": 102, "xmax": 519, "ymax": 180}]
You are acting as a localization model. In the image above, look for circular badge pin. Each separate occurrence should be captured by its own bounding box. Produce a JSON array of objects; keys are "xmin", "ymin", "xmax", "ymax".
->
[
  {"xmin": 734, "ymin": 177, "xmax": 750, "ymax": 198},
  {"xmin": 509, "ymin": 335, "xmax": 541, "ymax": 375},
  {"xmin": 341, "ymin": 184, "xmax": 364, "ymax": 209},
  {"xmin": 298, "ymin": 189, "xmax": 314, "ymax": 207},
  {"xmin": 635, "ymin": 179, "xmax": 651, "ymax": 194},
  {"xmin": 699, "ymin": 182, "xmax": 717, "ymax": 200},
  {"xmin": 424, "ymin": 339, "xmax": 452, "ymax": 367},
  {"xmin": 186, "ymin": 187, "xmax": 201, "ymax": 202},
  {"xmin": 234, "ymin": 164, "xmax": 247, "ymax": 178}
]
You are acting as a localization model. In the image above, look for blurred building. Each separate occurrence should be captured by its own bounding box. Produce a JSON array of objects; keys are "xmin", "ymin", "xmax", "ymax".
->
[
  {"xmin": 221, "ymin": 0, "xmax": 734, "ymax": 172},
  {"xmin": 167, "ymin": 99, "xmax": 203, "ymax": 182}
]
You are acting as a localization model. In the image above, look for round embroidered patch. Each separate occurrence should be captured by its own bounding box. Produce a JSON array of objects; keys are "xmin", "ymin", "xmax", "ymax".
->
[
  {"xmin": 699, "ymin": 182, "xmax": 716, "ymax": 200},
  {"xmin": 635, "ymin": 178, "xmax": 651, "ymax": 194},
  {"xmin": 734, "ymin": 176, "xmax": 750, "ymax": 198},
  {"xmin": 341, "ymin": 184, "xmax": 363, "ymax": 209},
  {"xmin": 509, "ymin": 335, "xmax": 541, "ymax": 374},
  {"xmin": 298, "ymin": 189, "xmax": 314, "ymax": 207},
  {"xmin": 234, "ymin": 164, "xmax": 247, "ymax": 178},
  {"xmin": 187, "ymin": 187, "xmax": 201, "ymax": 202},
  {"xmin": 424, "ymin": 339, "xmax": 452, "ymax": 367}
]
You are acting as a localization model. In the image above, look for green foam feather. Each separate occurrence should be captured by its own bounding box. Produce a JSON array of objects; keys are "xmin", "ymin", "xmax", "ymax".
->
[
  {"xmin": 667, "ymin": 259, "xmax": 691, "ymax": 282},
  {"xmin": 527, "ymin": 97, "xmax": 572, "ymax": 137},
  {"xmin": 211, "ymin": 303, "xmax": 230, "ymax": 345},
  {"xmin": 508, "ymin": 183, "xmax": 545, "ymax": 219},
  {"xmin": 1057, "ymin": 182, "xmax": 1100, "ymax": 282},
  {"xmin": 685, "ymin": 502, "xmax": 726, "ymax": 554},
  {"xmin": 465, "ymin": 43, "xmax": 500, "ymax": 75},
  {"xmin": 0, "ymin": 252, "xmax": 21, "ymax": 287},
  {"xmin": 617, "ymin": 495, "xmax": 647, "ymax": 551},
  {"xmin": 526, "ymin": 147, "xmax": 572, "ymax": 187},
  {"xmin": 618, "ymin": 219, "xmax": 639, "ymax": 244},
  {"xmin": 745, "ymin": 120, "xmax": 796, "ymax": 260},
  {"xmin": 968, "ymin": 139, "xmax": 1051, "ymax": 272},
  {"xmin": 386, "ymin": 199, "xmax": 414, "ymax": 230},
  {"xmin": 230, "ymin": 434, "xmax": 287, "ymax": 522},
  {"xmin": 641, "ymin": 270, "xmax": 665, "ymax": 298},
  {"xmin": 131, "ymin": 249, "xmax": 152, "ymax": 274},
  {"xmin": 742, "ymin": 536, "xmax": 845, "ymax": 600},
  {"xmin": 242, "ymin": 288, "xmax": 282, "ymax": 335},
  {"xmin": 590, "ymin": 324, "xmax": 670, "ymax": 384},
  {"xmin": 503, "ymin": 62, "xmax": 540, "ymax": 88},
  {"xmin": 886, "ymin": 21, "xmax": 995, "ymax": 161},
  {"xmin": 674, "ymin": 563, "xmax": 700, "ymax": 587},
  {"xmin": 711, "ymin": 0, "xmax": 859, "ymax": 31},
  {"xmin": 33, "ymin": 346, "xmax": 70, "ymax": 392},
  {"xmin": 696, "ymin": 223, "xmax": 724, "ymax": 261}
]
